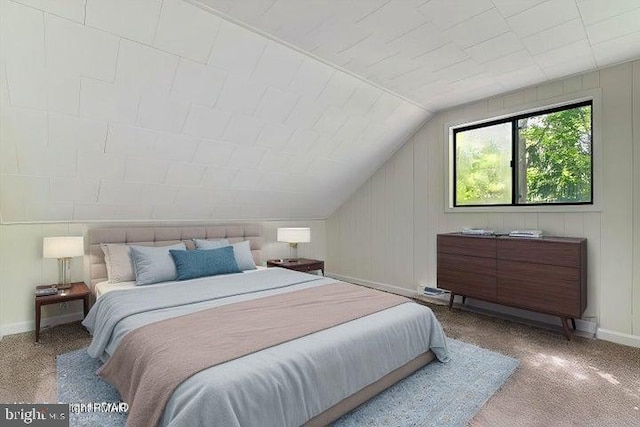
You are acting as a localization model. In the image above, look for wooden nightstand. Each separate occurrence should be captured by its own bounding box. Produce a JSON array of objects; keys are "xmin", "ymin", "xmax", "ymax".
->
[
  {"xmin": 267, "ymin": 258, "xmax": 325, "ymax": 275},
  {"xmin": 34, "ymin": 282, "xmax": 90, "ymax": 342}
]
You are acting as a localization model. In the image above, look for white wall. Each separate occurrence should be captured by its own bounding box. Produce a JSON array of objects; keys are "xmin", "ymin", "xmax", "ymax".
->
[
  {"xmin": 0, "ymin": 220, "xmax": 325, "ymax": 336},
  {"xmin": 327, "ymin": 60, "xmax": 640, "ymax": 347},
  {"xmin": 0, "ymin": 225, "xmax": 4, "ymax": 339}
]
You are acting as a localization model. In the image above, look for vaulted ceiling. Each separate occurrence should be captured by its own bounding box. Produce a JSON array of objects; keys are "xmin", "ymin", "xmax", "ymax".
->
[
  {"xmin": 1, "ymin": 0, "xmax": 640, "ymax": 223},
  {"xmin": 195, "ymin": 0, "xmax": 640, "ymax": 110}
]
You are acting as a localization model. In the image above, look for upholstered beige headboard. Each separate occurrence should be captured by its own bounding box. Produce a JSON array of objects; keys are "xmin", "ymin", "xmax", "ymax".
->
[{"xmin": 88, "ymin": 225, "xmax": 262, "ymax": 288}]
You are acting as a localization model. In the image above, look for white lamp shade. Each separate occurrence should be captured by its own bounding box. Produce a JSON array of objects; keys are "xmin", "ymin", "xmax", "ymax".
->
[
  {"xmin": 277, "ymin": 227, "xmax": 311, "ymax": 243},
  {"xmin": 43, "ymin": 236, "xmax": 84, "ymax": 258}
]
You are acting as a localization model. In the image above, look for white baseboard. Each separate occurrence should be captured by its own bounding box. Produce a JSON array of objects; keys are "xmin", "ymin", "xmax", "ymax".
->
[
  {"xmin": 1, "ymin": 311, "xmax": 84, "ymax": 336},
  {"xmin": 574, "ymin": 318, "xmax": 598, "ymax": 335},
  {"xmin": 596, "ymin": 328, "xmax": 640, "ymax": 348},
  {"xmin": 326, "ymin": 273, "xmax": 420, "ymax": 299}
]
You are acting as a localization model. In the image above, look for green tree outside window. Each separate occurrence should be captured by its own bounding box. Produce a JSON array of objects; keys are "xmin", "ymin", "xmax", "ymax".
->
[{"xmin": 454, "ymin": 102, "xmax": 592, "ymax": 206}]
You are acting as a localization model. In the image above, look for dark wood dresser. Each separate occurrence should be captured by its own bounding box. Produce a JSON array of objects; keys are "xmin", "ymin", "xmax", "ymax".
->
[{"xmin": 437, "ymin": 233, "xmax": 587, "ymax": 339}]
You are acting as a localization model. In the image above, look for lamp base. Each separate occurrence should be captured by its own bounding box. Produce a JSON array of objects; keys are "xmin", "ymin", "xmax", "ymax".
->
[
  {"xmin": 289, "ymin": 243, "xmax": 299, "ymax": 261},
  {"xmin": 57, "ymin": 257, "xmax": 73, "ymax": 289}
]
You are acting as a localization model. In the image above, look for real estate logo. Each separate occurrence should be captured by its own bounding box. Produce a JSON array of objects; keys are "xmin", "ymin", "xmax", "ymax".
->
[{"xmin": 0, "ymin": 404, "xmax": 68, "ymax": 427}]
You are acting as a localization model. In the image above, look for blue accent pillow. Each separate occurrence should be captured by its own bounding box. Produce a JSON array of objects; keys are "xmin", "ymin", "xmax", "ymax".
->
[
  {"xmin": 170, "ymin": 246, "xmax": 241, "ymax": 281},
  {"xmin": 129, "ymin": 243, "xmax": 186, "ymax": 285}
]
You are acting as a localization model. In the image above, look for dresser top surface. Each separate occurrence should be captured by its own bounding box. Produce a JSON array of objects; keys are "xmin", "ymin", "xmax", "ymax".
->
[{"xmin": 440, "ymin": 232, "xmax": 586, "ymax": 244}]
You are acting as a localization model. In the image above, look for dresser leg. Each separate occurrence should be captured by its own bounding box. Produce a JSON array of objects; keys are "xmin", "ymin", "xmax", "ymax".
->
[
  {"xmin": 448, "ymin": 293, "xmax": 455, "ymax": 310},
  {"xmin": 560, "ymin": 316, "xmax": 572, "ymax": 340},
  {"xmin": 571, "ymin": 318, "xmax": 576, "ymax": 330}
]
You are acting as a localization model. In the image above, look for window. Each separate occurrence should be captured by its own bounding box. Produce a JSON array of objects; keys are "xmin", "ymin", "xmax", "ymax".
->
[{"xmin": 453, "ymin": 101, "xmax": 592, "ymax": 207}]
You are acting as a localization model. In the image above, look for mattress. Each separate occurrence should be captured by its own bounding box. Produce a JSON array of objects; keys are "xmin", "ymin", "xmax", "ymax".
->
[{"xmin": 83, "ymin": 268, "xmax": 449, "ymax": 426}]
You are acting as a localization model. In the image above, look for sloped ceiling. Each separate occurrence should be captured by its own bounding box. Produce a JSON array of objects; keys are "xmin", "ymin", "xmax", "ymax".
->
[
  {"xmin": 0, "ymin": 0, "xmax": 428, "ymax": 222},
  {"xmin": 195, "ymin": 0, "xmax": 640, "ymax": 110},
  {"xmin": 2, "ymin": 0, "xmax": 640, "ymax": 223}
]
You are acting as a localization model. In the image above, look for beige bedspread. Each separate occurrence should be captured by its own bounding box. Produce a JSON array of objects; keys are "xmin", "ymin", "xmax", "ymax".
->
[{"xmin": 98, "ymin": 281, "xmax": 410, "ymax": 427}]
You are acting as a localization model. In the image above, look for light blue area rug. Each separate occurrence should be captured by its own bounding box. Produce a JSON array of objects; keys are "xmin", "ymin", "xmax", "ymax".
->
[{"xmin": 57, "ymin": 339, "xmax": 518, "ymax": 427}]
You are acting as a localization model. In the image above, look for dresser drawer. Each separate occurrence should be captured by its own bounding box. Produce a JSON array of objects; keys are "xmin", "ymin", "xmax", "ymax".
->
[
  {"xmin": 497, "ymin": 238, "xmax": 580, "ymax": 267},
  {"xmin": 497, "ymin": 260, "xmax": 581, "ymax": 316},
  {"xmin": 437, "ymin": 234, "xmax": 496, "ymax": 259},
  {"xmin": 437, "ymin": 253, "xmax": 497, "ymax": 300}
]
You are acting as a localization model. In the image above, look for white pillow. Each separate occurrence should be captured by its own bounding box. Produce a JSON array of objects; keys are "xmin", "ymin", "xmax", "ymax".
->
[
  {"xmin": 192, "ymin": 238, "xmax": 229, "ymax": 249},
  {"xmin": 195, "ymin": 239, "xmax": 256, "ymax": 271},
  {"xmin": 230, "ymin": 240, "xmax": 257, "ymax": 271},
  {"xmin": 101, "ymin": 244, "xmax": 135, "ymax": 283},
  {"xmin": 130, "ymin": 243, "xmax": 187, "ymax": 285}
]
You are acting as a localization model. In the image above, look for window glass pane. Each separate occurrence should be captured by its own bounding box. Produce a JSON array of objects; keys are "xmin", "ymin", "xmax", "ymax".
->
[
  {"xmin": 517, "ymin": 105, "xmax": 592, "ymax": 204},
  {"xmin": 455, "ymin": 122, "xmax": 512, "ymax": 206}
]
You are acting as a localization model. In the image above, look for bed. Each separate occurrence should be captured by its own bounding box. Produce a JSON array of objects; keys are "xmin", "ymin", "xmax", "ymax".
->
[{"xmin": 83, "ymin": 225, "xmax": 450, "ymax": 427}]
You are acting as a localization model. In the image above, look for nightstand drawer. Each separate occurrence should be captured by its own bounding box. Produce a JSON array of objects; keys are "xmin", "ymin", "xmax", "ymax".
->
[{"xmin": 266, "ymin": 259, "xmax": 324, "ymax": 275}]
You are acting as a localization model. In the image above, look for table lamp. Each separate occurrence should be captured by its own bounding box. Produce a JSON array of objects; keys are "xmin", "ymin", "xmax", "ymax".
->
[
  {"xmin": 277, "ymin": 228, "xmax": 310, "ymax": 262},
  {"xmin": 43, "ymin": 236, "xmax": 84, "ymax": 289}
]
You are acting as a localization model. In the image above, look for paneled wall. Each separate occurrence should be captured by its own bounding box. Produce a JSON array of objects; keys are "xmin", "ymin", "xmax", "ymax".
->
[
  {"xmin": 327, "ymin": 60, "xmax": 640, "ymax": 346},
  {"xmin": 0, "ymin": 220, "xmax": 325, "ymax": 337}
]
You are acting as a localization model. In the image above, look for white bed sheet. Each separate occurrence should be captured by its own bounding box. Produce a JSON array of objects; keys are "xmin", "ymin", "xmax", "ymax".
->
[{"xmin": 94, "ymin": 265, "xmax": 268, "ymax": 298}]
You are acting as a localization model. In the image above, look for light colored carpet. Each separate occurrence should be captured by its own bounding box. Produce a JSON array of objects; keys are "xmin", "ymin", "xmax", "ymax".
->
[
  {"xmin": 1, "ymin": 301, "xmax": 639, "ymax": 426},
  {"xmin": 425, "ymin": 301, "xmax": 640, "ymax": 427},
  {"xmin": 56, "ymin": 338, "xmax": 517, "ymax": 427}
]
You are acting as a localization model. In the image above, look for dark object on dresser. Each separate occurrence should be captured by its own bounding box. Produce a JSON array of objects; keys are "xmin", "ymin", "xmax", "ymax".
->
[{"xmin": 437, "ymin": 233, "xmax": 587, "ymax": 340}]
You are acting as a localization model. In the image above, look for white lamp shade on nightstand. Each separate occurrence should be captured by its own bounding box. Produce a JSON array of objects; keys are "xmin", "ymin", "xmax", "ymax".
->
[
  {"xmin": 277, "ymin": 228, "xmax": 310, "ymax": 261},
  {"xmin": 43, "ymin": 236, "xmax": 84, "ymax": 258},
  {"xmin": 43, "ymin": 236, "xmax": 84, "ymax": 289},
  {"xmin": 277, "ymin": 228, "xmax": 311, "ymax": 243}
]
